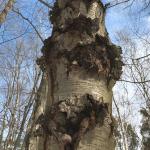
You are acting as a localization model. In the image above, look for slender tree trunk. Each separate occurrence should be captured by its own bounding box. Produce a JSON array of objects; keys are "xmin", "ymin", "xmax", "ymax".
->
[
  {"xmin": 13, "ymin": 71, "xmax": 41, "ymax": 150},
  {"xmin": 25, "ymin": 0, "xmax": 123, "ymax": 150}
]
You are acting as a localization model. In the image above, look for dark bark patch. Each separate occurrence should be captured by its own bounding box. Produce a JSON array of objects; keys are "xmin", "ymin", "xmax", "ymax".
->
[
  {"xmin": 35, "ymin": 94, "xmax": 109, "ymax": 150},
  {"xmin": 59, "ymin": 35, "xmax": 123, "ymax": 82},
  {"xmin": 38, "ymin": 0, "xmax": 123, "ymax": 84},
  {"xmin": 54, "ymin": 14, "xmax": 100, "ymax": 35},
  {"xmin": 50, "ymin": 0, "xmax": 104, "ymax": 32},
  {"xmin": 38, "ymin": 34, "xmax": 123, "ymax": 85}
]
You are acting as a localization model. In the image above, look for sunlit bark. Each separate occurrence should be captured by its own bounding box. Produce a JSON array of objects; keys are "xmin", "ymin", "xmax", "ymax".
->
[{"xmin": 26, "ymin": 0, "xmax": 123, "ymax": 149}]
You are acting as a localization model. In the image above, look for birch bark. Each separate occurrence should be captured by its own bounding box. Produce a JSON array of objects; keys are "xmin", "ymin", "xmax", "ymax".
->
[{"xmin": 26, "ymin": 0, "xmax": 123, "ymax": 150}]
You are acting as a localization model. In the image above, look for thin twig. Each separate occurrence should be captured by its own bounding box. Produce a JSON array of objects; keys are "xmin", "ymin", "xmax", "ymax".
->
[
  {"xmin": 119, "ymin": 79, "xmax": 150, "ymax": 84},
  {"xmin": 106, "ymin": 0, "xmax": 130, "ymax": 8},
  {"xmin": 0, "ymin": 26, "xmax": 29, "ymax": 45},
  {"xmin": 123, "ymin": 53, "xmax": 150, "ymax": 61},
  {"xmin": 113, "ymin": 96, "xmax": 128, "ymax": 150},
  {"xmin": 38, "ymin": 0, "xmax": 53, "ymax": 9},
  {"xmin": 13, "ymin": 70, "xmax": 42, "ymax": 150},
  {"xmin": 12, "ymin": 8, "xmax": 44, "ymax": 43},
  {"xmin": 135, "ymin": 54, "xmax": 150, "ymax": 60}
]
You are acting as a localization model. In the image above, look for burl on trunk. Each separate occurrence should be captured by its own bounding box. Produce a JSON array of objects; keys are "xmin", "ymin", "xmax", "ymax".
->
[{"xmin": 25, "ymin": 0, "xmax": 123, "ymax": 150}]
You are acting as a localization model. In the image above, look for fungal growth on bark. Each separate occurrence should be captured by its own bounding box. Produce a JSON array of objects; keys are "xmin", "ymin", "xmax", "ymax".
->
[
  {"xmin": 33, "ymin": 94, "xmax": 109, "ymax": 150},
  {"xmin": 26, "ymin": 0, "xmax": 123, "ymax": 150}
]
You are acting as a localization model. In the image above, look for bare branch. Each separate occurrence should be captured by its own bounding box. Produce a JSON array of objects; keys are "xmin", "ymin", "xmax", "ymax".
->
[
  {"xmin": 135, "ymin": 53, "xmax": 150, "ymax": 60},
  {"xmin": 0, "ymin": 0, "xmax": 15, "ymax": 24},
  {"xmin": 0, "ymin": 27, "xmax": 29, "ymax": 45},
  {"xmin": 113, "ymin": 96, "xmax": 129, "ymax": 150},
  {"xmin": 123, "ymin": 53, "xmax": 150, "ymax": 61},
  {"xmin": 12, "ymin": 8, "xmax": 44, "ymax": 43},
  {"xmin": 38, "ymin": 0, "xmax": 53, "ymax": 9},
  {"xmin": 13, "ymin": 70, "xmax": 42, "ymax": 150},
  {"xmin": 140, "ymin": 0, "xmax": 150, "ymax": 11},
  {"xmin": 106, "ymin": 0, "xmax": 131, "ymax": 8}
]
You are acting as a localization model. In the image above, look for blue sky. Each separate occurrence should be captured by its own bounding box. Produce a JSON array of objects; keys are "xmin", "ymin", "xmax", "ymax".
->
[{"xmin": 105, "ymin": 0, "xmax": 150, "ymax": 43}]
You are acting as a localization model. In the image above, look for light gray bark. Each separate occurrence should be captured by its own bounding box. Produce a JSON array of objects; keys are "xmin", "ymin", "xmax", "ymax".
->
[{"xmin": 26, "ymin": 0, "xmax": 123, "ymax": 150}]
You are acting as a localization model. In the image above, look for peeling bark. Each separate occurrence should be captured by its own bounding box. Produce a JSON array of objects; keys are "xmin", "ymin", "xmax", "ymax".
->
[{"xmin": 26, "ymin": 0, "xmax": 123, "ymax": 150}]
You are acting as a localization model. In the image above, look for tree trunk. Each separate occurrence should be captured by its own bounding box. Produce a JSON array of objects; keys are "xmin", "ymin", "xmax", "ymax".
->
[{"xmin": 25, "ymin": 0, "xmax": 123, "ymax": 150}]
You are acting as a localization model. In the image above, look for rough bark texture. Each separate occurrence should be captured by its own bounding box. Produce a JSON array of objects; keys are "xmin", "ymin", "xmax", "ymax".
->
[
  {"xmin": 0, "ymin": 0, "xmax": 15, "ymax": 24},
  {"xmin": 26, "ymin": 0, "xmax": 123, "ymax": 150}
]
